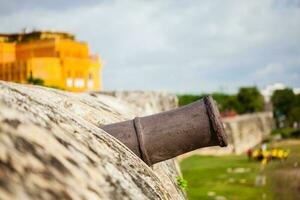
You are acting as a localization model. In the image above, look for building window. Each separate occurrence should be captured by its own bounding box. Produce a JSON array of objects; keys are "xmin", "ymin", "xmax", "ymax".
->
[
  {"xmin": 87, "ymin": 80, "xmax": 94, "ymax": 89},
  {"xmin": 66, "ymin": 78, "xmax": 73, "ymax": 87},
  {"xmin": 74, "ymin": 78, "xmax": 85, "ymax": 88}
]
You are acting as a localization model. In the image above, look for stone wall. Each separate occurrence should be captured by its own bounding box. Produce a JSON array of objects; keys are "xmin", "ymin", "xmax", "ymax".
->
[
  {"xmin": 224, "ymin": 112, "xmax": 274, "ymax": 154},
  {"xmin": 0, "ymin": 81, "xmax": 185, "ymax": 200},
  {"xmin": 98, "ymin": 91, "xmax": 178, "ymax": 116}
]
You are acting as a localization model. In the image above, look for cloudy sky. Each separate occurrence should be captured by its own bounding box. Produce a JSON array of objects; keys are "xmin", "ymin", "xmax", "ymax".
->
[{"xmin": 1, "ymin": 0, "xmax": 300, "ymax": 93}]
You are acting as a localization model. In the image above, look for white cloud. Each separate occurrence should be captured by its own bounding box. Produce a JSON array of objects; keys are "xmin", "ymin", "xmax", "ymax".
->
[
  {"xmin": 0, "ymin": 0, "xmax": 299, "ymax": 93},
  {"xmin": 255, "ymin": 63, "xmax": 284, "ymax": 77}
]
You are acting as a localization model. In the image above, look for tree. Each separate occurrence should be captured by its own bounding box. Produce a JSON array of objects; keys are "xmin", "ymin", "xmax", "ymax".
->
[
  {"xmin": 178, "ymin": 94, "xmax": 203, "ymax": 106},
  {"xmin": 178, "ymin": 87, "xmax": 265, "ymax": 115},
  {"xmin": 224, "ymin": 95, "xmax": 241, "ymax": 112},
  {"xmin": 211, "ymin": 93, "xmax": 239, "ymax": 112},
  {"xmin": 288, "ymin": 94, "xmax": 300, "ymax": 128},
  {"xmin": 236, "ymin": 87, "xmax": 264, "ymax": 114},
  {"xmin": 271, "ymin": 89, "xmax": 295, "ymax": 127}
]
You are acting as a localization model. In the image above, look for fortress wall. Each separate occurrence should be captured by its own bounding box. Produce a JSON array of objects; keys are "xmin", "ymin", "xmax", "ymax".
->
[
  {"xmin": 223, "ymin": 112, "xmax": 274, "ymax": 154},
  {"xmin": 0, "ymin": 82, "xmax": 185, "ymax": 200},
  {"xmin": 98, "ymin": 91, "xmax": 178, "ymax": 116}
]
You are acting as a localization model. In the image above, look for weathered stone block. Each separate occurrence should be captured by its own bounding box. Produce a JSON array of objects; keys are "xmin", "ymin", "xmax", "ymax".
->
[{"xmin": 0, "ymin": 81, "xmax": 185, "ymax": 200}]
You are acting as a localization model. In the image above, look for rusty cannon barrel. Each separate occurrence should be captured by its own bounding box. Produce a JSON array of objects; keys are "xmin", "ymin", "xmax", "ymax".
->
[{"xmin": 101, "ymin": 95, "xmax": 228, "ymax": 165}]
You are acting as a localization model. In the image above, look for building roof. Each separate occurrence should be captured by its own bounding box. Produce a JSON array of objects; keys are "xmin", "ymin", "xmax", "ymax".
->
[{"xmin": 0, "ymin": 31, "xmax": 75, "ymax": 43}]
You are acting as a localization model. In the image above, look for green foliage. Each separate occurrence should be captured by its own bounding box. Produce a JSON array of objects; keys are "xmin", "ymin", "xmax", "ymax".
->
[
  {"xmin": 180, "ymin": 155, "xmax": 272, "ymax": 200},
  {"xmin": 289, "ymin": 94, "xmax": 300, "ymax": 125},
  {"xmin": 176, "ymin": 176, "xmax": 188, "ymax": 190},
  {"xmin": 289, "ymin": 107, "xmax": 300, "ymax": 125},
  {"xmin": 236, "ymin": 87, "xmax": 264, "ymax": 114},
  {"xmin": 271, "ymin": 89, "xmax": 294, "ymax": 118},
  {"xmin": 178, "ymin": 87, "xmax": 264, "ymax": 115},
  {"xmin": 27, "ymin": 76, "xmax": 45, "ymax": 86},
  {"xmin": 211, "ymin": 93, "xmax": 240, "ymax": 113},
  {"xmin": 178, "ymin": 93, "xmax": 238, "ymax": 112},
  {"xmin": 178, "ymin": 94, "xmax": 203, "ymax": 107},
  {"xmin": 291, "ymin": 129, "xmax": 300, "ymax": 138},
  {"xmin": 47, "ymin": 85, "xmax": 62, "ymax": 90},
  {"xmin": 271, "ymin": 128, "xmax": 300, "ymax": 138},
  {"xmin": 271, "ymin": 89, "xmax": 299, "ymax": 127}
]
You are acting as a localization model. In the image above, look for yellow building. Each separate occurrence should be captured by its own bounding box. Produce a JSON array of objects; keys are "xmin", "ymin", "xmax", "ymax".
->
[{"xmin": 0, "ymin": 31, "xmax": 102, "ymax": 92}]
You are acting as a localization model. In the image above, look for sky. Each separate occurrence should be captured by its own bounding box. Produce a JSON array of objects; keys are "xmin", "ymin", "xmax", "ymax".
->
[{"xmin": 0, "ymin": 0, "xmax": 300, "ymax": 93}]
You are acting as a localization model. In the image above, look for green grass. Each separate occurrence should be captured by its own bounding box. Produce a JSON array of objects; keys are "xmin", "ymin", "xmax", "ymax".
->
[
  {"xmin": 271, "ymin": 128, "xmax": 300, "ymax": 138},
  {"xmin": 181, "ymin": 155, "xmax": 270, "ymax": 200},
  {"xmin": 180, "ymin": 140, "xmax": 300, "ymax": 200},
  {"xmin": 265, "ymin": 140, "xmax": 300, "ymax": 200}
]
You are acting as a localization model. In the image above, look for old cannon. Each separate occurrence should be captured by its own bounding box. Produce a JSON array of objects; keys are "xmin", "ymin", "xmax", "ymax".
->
[{"xmin": 101, "ymin": 95, "xmax": 228, "ymax": 165}]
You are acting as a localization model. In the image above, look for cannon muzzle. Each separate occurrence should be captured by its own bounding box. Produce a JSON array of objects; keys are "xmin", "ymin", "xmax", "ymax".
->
[{"xmin": 101, "ymin": 95, "xmax": 227, "ymax": 165}]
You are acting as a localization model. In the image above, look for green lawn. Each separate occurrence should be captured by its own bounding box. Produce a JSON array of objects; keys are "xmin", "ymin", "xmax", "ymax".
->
[
  {"xmin": 180, "ymin": 140, "xmax": 300, "ymax": 200},
  {"xmin": 265, "ymin": 140, "xmax": 300, "ymax": 200}
]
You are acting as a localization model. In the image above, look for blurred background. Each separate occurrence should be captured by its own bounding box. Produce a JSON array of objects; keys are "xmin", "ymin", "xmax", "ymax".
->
[
  {"xmin": 1, "ymin": 0, "xmax": 299, "ymax": 93},
  {"xmin": 0, "ymin": 0, "xmax": 299, "ymax": 199}
]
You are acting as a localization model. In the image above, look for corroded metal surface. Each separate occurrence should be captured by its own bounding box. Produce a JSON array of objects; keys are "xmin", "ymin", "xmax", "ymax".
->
[{"xmin": 102, "ymin": 96, "xmax": 228, "ymax": 165}]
